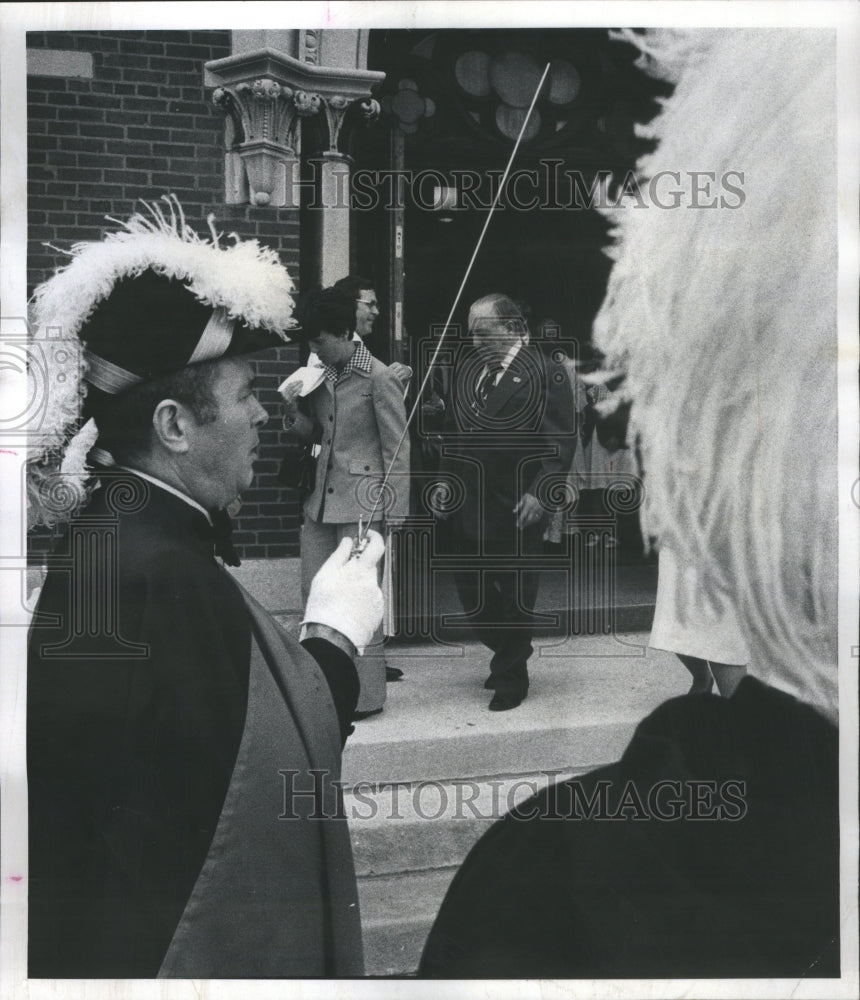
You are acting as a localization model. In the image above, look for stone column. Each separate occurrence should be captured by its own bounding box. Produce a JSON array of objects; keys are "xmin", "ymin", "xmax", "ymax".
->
[
  {"xmin": 309, "ymin": 92, "xmax": 382, "ymax": 286},
  {"xmin": 204, "ymin": 43, "xmax": 384, "ymax": 286}
]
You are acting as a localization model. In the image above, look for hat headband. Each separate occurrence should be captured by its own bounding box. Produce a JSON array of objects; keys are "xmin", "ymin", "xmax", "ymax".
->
[
  {"xmin": 187, "ymin": 307, "xmax": 235, "ymax": 365},
  {"xmin": 82, "ymin": 349, "xmax": 143, "ymax": 394},
  {"xmin": 83, "ymin": 306, "xmax": 237, "ymax": 395}
]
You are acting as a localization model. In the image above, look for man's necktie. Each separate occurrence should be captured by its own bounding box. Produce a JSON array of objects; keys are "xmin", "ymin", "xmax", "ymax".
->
[{"xmin": 477, "ymin": 364, "xmax": 503, "ymax": 407}]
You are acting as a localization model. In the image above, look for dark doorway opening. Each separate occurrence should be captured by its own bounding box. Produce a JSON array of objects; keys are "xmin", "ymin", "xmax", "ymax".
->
[{"xmin": 355, "ymin": 28, "xmax": 669, "ymax": 364}]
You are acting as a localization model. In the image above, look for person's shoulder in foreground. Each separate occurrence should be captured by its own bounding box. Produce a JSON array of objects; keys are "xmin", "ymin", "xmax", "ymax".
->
[{"xmin": 420, "ymin": 676, "xmax": 839, "ymax": 978}]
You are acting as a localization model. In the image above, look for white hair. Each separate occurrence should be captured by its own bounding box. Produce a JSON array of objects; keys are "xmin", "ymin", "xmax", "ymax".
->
[
  {"xmin": 593, "ymin": 29, "xmax": 837, "ymax": 720},
  {"xmin": 468, "ymin": 293, "xmax": 529, "ymax": 340}
]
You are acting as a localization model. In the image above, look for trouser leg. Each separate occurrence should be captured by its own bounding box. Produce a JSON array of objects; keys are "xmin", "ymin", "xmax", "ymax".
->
[
  {"xmin": 488, "ymin": 525, "xmax": 543, "ymax": 698},
  {"xmin": 300, "ymin": 515, "xmax": 339, "ymax": 603},
  {"xmin": 484, "ymin": 566, "xmax": 539, "ymax": 699},
  {"xmin": 453, "ymin": 567, "xmax": 503, "ymax": 655},
  {"xmin": 301, "ymin": 516, "xmax": 387, "ymax": 713},
  {"xmin": 453, "ymin": 525, "xmax": 542, "ymax": 699}
]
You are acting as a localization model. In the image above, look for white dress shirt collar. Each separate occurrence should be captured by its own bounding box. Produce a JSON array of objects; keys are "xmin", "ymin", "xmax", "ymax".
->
[{"xmin": 116, "ymin": 465, "xmax": 214, "ymax": 526}]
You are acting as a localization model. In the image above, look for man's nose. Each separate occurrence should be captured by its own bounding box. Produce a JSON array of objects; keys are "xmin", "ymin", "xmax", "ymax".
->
[{"xmin": 252, "ymin": 396, "xmax": 268, "ymax": 427}]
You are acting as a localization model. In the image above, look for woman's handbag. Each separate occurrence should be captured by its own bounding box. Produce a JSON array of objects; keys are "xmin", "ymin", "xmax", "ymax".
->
[{"xmin": 278, "ymin": 441, "xmax": 316, "ymax": 496}]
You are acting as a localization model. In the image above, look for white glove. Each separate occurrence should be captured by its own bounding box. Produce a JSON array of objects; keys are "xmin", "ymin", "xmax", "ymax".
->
[{"xmin": 302, "ymin": 530, "xmax": 385, "ymax": 653}]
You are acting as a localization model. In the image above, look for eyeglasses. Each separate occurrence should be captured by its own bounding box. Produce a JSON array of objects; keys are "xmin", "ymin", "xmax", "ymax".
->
[{"xmin": 356, "ymin": 298, "xmax": 379, "ymax": 310}]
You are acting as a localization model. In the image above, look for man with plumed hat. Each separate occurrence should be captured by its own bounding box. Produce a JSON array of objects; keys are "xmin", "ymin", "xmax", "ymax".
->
[{"xmin": 26, "ymin": 196, "xmax": 380, "ymax": 978}]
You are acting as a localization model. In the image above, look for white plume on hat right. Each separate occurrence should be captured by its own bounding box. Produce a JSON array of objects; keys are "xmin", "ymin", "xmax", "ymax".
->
[{"xmin": 592, "ymin": 29, "xmax": 838, "ymax": 721}]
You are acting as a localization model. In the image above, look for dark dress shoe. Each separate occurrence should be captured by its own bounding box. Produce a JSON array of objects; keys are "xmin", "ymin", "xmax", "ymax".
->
[
  {"xmin": 386, "ymin": 666, "xmax": 404, "ymax": 682},
  {"xmin": 353, "ymin": 707, "xmax": 384, "ymax": 721},
  {"xmin": 483, "ymin": 676, "xmax": 496, "ymax": 690},
  {"xmin": 488, "ymin": 693, "xmax": 525, "ymax": 712}
]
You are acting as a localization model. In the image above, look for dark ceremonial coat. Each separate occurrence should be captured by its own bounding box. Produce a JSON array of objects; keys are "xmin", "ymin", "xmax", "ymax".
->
[
  {"xmin": 437, "ymin": 343, "xmax": 576, "ymax": 552},
  {"xmin": 28, "ymin": 475, "xmax": 362, "ymax": 978},
  {"xmin": 419, "ymin": 677, "xmax": 839, "ymax": 979}
]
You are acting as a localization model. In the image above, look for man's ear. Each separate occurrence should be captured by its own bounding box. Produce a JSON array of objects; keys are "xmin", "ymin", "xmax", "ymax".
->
[{"xmin": 151, "ymin": 398, "xmax": 193, "ymax": 454}]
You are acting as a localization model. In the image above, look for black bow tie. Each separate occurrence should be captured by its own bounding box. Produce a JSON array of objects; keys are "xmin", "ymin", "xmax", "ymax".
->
[{"xmin": 210, "ymin": 508, "xmax": 241, "ymax": 567}]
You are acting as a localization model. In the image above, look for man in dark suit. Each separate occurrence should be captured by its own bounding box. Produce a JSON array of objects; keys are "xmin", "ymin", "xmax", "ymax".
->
[{"xmin": 433, "ymin": 293, "xmax": 576, "ymax": 711}]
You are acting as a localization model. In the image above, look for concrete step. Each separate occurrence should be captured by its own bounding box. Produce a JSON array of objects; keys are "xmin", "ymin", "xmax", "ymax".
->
[
  {"xmin": 348, "ymin": 768, "xmax": 584, "ymax": 974},
  {"xmin": 341, "ymin": 631, "xmax": 676, "ymax": 786},
  {"xmin": 345, "ymin": 769, "xmax": 578, "ymax": 877},
  {"xmin": 342, "ymin": 633, "xmax": 690, "ymax": 976},
  {"xmin": 357, "ymin": 868, "xmax": 458, "ymax": 977}
]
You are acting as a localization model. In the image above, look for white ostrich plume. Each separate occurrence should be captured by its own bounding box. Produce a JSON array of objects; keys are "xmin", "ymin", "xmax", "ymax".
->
[{"xmin": 592, "ymin": 29, "xmax": 838, "ymax": 721}]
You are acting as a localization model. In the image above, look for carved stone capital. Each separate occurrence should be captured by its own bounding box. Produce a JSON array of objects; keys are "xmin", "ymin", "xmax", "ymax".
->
[
  {"xmin": 212, "ymin": 78, "xmax": 303, "ymax": 206},
  {"xmin": 293, "ymin": 89, "xmax": 322, "ymax": 117},
  {"xmin": 213, "ymin": 78, "xmax": 299, "ymax": 150},
  {"xmin": 359, "ymin": 97, "xmax": 382, "ymax": 121},
  {"xmin": 206, "ymin": 49, "xmax": 385, "ymax": 204},
  {"xmin": 205, "ymin": 47, "xmax": 384, "ymax": 104},
  {"xmin": 320, "ymin": 95, "xmax": 349, "ymax": 154}
]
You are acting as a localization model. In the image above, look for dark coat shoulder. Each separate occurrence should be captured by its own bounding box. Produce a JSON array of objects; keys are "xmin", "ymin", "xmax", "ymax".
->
[{"xmin": 419, "ymin": 678, "xmax": 839, "ymax": 979}]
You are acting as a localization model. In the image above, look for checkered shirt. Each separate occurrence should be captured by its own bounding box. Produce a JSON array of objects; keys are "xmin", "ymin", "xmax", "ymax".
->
[{"xmin": 322, "ymin": 341, "xmax": 373, "ymax": 383}]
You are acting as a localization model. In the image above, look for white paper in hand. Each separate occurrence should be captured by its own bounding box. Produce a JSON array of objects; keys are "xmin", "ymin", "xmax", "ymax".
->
[{"xmin": 278, "ymin": 366, "xmax": 326, "ymax": 398}]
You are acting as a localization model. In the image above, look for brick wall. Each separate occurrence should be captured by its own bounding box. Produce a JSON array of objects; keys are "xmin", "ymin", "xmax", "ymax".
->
[{"xmin": 27, "ymin": 30, "xmax": 304, "ymax": 559}]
